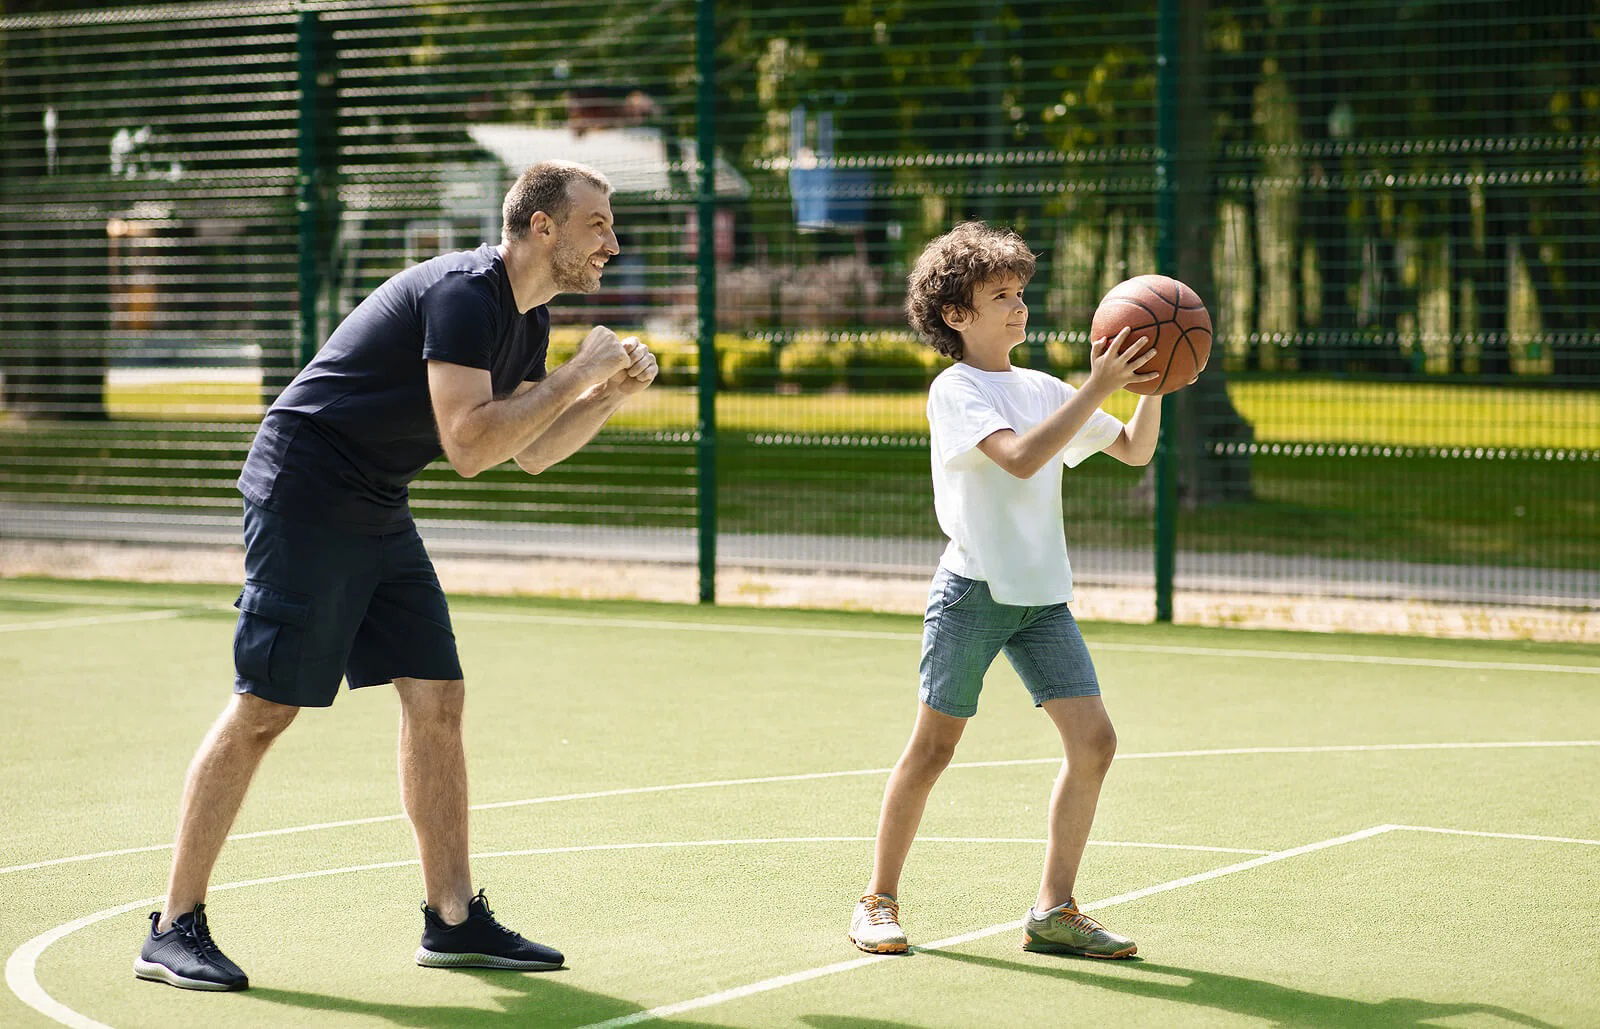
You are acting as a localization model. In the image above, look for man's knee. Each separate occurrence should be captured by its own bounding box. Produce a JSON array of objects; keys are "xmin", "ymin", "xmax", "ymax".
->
[
  {"xmin": 225, "ymin": 692, "xmax": 300, "ymax": 744},
  {"xmin": 396, "ymin": 677, "xmax": 465, "ymax": 726}
]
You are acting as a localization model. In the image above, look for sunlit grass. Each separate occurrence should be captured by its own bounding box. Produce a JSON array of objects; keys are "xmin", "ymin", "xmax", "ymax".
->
[{"xmin": 106, "ymin": 377, "xmax": 1598, "ymax": 450}]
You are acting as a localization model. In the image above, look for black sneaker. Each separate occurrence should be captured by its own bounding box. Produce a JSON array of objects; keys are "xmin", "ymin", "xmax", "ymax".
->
[
  {"xmin": 133, "ymin": 904, "xmax": 249, "ymax": 991},
  {"xmin": 415, "ymin": 890, "xmax": 564, "ymax": 970}
]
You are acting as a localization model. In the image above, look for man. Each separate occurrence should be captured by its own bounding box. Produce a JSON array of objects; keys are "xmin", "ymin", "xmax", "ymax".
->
[{"xmin": 134, "ymin": 160, "xmax": 656, "ymax": 991}]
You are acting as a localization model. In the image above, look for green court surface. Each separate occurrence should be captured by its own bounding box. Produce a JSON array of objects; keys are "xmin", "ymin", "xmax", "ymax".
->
[{"xmin": 2, "ymin": 578, "xmax": 1597, "ymax": 1028}]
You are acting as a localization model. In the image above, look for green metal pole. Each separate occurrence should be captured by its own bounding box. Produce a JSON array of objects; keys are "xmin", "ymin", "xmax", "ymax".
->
[
  {"xmin": 695, "ymin": 0, "xmax": 718, "ymax": 604},
  {"xmin": 1153, "ymin": 0, "xmax": 1178, "ymax": 623},
  {"xmin": 296, "ymin": 7, "xmax": 322, "ymax": 369}
]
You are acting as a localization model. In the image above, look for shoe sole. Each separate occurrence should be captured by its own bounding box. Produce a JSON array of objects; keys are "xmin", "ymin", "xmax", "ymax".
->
[
  {"xmin": 133, "ymin": 958, "xmax": 247, "ymax": 991},
  {"xmin": 847, "ymin": 933, "xmax": 908, "ymax": 955},
  {"xmin": 1021, "ymin": 937, "xmax": 1137, "ymax": 959},
  {"xmin": 415, "ymin": 947, "xmax": 563, "ymax": 970}
]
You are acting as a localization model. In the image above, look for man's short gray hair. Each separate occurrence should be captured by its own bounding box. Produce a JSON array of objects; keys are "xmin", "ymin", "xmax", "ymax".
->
[{"xmin": 501, "ymin": 160, "xmax": 613, "ymax": 240}]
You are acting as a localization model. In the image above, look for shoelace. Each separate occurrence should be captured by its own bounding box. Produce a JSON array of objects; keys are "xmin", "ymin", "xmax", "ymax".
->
[
  {"xmin": 1053, "ymin": 907, "xmax": 1104, "ymax": 936},
  {"xmin": 861, "ymin": 895, "xmax": 900, "ymax": 927},
  {"xmin": 472, "ymin": 890, "xmax": 522, "ymax": 938},
  {"xmin": 185, "ymin": 913, "xmax": 226, "ymax": 959}
]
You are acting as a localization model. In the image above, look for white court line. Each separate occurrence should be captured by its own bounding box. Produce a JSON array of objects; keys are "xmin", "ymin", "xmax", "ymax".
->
[
  {"xmin": 0, "ymin": 609, "xmax": 185, "ymax": 634},
  {"xmin": 1394, "ymin": 825, "xmax": 1600, "ymax": 847},
  {"xmin": 456, "ymin": 611, "xmax": 1600, "ymax": 675},
  {"xmin": 3, "ymin": 834, "xmax": 1251, "ymax": 1029},
  {"xmin": 575, "ymin": 821, "xmax": 1600, "ymax": 1029},
  {"xmin": 5, "ymin": 739, "xmax": 1596, "ymax": 877},
  {"xmin": 5, "ymin": 591, "xmax": 1594, "ymax": 675},
  {"xmin": 11, "ymin": 823, "xmax": 1600, "ymax": 1027},
  {"xmin": 574, "ymin": 825, "xmax": 1401, "ymax": 1029},
  {"xmin": 0, "ymin": 591, "xmax": 203, "ymax": 609}
]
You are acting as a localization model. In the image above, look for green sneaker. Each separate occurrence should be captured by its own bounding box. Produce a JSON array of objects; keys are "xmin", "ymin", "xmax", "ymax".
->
[
  {"xmin": 1022, "ymin": 899, "xmax": 1137, "ymax": 958},
  {"xmin": 848, "ymin": 893, "xmax": 908, "ymax": 954}
]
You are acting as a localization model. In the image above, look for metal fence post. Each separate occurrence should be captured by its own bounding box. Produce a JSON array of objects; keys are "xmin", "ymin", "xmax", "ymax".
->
[
  {"xmin": 1153, "ymin": 0, "xmax": 1178, "ymax": 623},
  {"xmin": 695, "ymin": 0, "xmax": 718, "ymax": 604},
  {"xmin": 296, "ymin": 6, "xmax": 322, "ymax": 370}
]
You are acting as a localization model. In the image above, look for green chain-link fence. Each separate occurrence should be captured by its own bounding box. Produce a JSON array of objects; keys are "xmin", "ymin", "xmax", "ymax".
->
[{"xmin": 2, "ymin": 0, "xmax": 1596, "ymax": 617}]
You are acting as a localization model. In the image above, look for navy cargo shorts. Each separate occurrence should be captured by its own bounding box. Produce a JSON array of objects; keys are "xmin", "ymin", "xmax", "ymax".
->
[{"xmin": 232, "ymin": 499, "xmax": 464, "ymax": 707}]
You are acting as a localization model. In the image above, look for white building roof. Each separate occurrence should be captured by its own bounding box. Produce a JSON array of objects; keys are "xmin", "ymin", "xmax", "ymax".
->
[{"xmin": 466, "ymin": 123, "xmax": 750, "ymax": 198}]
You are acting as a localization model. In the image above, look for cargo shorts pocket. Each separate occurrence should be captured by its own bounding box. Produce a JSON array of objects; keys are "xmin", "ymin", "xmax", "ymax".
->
[{"xmin": 233, "ymin": 580, "xmax": 312, "ymax": 687}]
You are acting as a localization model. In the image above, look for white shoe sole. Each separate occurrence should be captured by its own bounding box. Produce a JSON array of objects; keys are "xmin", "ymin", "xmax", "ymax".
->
[
  {"xmin": 133, "ymin": 957, "xmax": 246, "ymax": 991},
  {"xmin": 414, "ymin": 947, "xmax": 562, "ymax": 970},
  {"xmin": 847, "ymin": 933, "xmax": 908, "ymax": 955}
]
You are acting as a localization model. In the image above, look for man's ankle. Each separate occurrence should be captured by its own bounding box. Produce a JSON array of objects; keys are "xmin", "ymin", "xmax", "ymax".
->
[
  {"xmin": 425, "ymin": 898, "xmax": 471, "ymax": 926},
  {"xmin": 156, "ymin": 905, "xmax": 196, "ymax": 934}
]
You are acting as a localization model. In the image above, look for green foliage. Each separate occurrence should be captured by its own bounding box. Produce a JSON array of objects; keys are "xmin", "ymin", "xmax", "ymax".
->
[
  {"xmin": 842, "ymin": 335, "xmax": 939, "ymax": 391},
  {"xmin": 776, "ymin": 337, "xmax": 846, "ymax": 391},
  {"xmin": 717, "ymin": 336, "xmax": 777, "ymax": 391}
]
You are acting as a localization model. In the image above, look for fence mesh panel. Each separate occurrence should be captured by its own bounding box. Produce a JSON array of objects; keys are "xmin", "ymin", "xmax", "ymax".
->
[{"xmin": 1, "ymin": 0, "xmax": 1595, "ymax": 616}]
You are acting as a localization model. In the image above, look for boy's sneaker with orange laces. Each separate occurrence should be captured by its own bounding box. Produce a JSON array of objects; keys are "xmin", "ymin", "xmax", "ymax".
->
[
  {"xmin": 848, "ymin": 893, "xmax": 908, "ymax": 954},
  {"xmin": 1022, "ymin": 898, "xmax": 1137, "ymax": 958}
]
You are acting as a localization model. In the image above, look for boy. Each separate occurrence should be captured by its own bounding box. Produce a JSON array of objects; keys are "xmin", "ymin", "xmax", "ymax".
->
[{"xmin": 848, "ymin": 222, "xmax": 1162, "ymax": 958}]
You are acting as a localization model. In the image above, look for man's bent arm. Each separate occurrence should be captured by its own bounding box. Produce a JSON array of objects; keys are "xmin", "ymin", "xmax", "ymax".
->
[
  {"xmin": 511, "ymin": 379, "xmax": 626, "ymax": 473},
  {"xmin": 429, "ymin": 358, "xmax": 612, "ymax": 478}
]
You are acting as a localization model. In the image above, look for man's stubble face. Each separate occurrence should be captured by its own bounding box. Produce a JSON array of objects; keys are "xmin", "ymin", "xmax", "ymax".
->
[{"xmin": 550, "ymin": 231, "xmax": 602, "ymax": 294}]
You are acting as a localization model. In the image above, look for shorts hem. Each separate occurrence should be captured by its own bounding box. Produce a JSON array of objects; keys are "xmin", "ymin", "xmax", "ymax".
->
[
  {"xmin": 233, "ymin": 678, "xmax": 332, "ymax": 709},
  {"xmin": 347, "ymin": 669, "xmax": 463, "ymax": 689},
  {"xmin": 919, "ymin": 686, "xmax": 977, "ymax": 719},
  {"xmin": 1031, "ymin": 682, "xmax": 1102, "ymax": 706}
]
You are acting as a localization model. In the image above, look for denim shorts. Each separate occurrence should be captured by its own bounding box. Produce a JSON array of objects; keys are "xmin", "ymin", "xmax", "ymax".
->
[
  {"xmin": 232, "ymin": 500, "xmax": 463, "ymax": 707},
  {"xmin": 918, "ymin": 567, "xmax": 1100, "ymax": 718}
]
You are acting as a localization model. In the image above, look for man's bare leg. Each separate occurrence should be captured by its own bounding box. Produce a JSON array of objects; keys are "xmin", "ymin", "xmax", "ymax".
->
[
  {"xmin": 1034, "ymin": 694, "xmax": 1117, "ymax": 912},
  {"xmin": 394, "ymin": 677, "xmax": 472, "ymax": 924},
  {"xmin": 160, "ymin": 692, "xmax": 299, "ymax": 929}
]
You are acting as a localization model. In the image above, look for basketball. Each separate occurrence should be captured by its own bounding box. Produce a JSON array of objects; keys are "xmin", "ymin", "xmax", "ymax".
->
[{"xmin": 1089, "ymin": 275, "xmax": 1213, "ymax": 395}]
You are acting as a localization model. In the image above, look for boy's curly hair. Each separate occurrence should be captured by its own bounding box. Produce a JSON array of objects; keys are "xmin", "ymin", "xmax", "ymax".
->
[{"xmin": 905, "ymin": 221, "xmax": 1037, "ymax": 359}]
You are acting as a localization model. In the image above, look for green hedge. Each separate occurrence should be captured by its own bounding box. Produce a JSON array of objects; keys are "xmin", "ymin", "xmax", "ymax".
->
[{"xmin": 547, "ymin": 329, "xmax": 1089, "ymax": 391}]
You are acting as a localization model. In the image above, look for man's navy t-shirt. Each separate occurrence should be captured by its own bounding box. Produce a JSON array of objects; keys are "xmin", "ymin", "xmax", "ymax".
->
[{"xmin": 240, "ymin": 244, "xmax": 550, "ymax": 533}]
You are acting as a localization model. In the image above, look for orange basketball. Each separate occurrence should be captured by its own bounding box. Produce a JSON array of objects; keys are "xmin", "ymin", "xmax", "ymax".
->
[{"xmin": 1089, "ymin": 275, "xmax": 1212, "ymax": 395}]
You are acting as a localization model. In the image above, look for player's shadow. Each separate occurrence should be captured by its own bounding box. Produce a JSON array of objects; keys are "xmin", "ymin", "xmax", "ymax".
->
[
  {"xmin": 244, "ymin": 970, "xmax": 729, "ymax": 1028},
  {"xmin": 917, "ymin": 949, "xmax": 1559, "ymax": 1028}
]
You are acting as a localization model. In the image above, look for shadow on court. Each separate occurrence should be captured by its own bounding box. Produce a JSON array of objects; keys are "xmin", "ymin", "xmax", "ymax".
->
[
  {"xmin": 244, "ymin": 970, "xmax": 729, "ymax": 1028},
  {"xmin": 918, "ymin": 949, "xmax": 1559, "ymax": 1028}
]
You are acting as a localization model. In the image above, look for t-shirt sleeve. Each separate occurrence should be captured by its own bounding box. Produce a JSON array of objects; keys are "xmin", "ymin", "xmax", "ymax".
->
[
  {"xmin": 419, "ymin": 272, "xmax": 500, "ymax": 370},
  {"xmin": 927, "ymin": 374, "xmax": 1012, "ymax": 469},
  {"xmin": 1057, "ymin": 379, "xmax": 1125, "ymax": 467}
]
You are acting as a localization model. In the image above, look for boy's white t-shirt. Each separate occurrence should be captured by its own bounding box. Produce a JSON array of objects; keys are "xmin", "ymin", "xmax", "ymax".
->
[{"xmin": 927, "ymin": 363, "xmax": 1124, "ymax": 606}]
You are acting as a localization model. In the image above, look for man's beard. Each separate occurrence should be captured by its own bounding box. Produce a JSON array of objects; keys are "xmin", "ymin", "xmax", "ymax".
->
[{"xmin": 551, "ymin": 236, "xmax": 601, "ymax": 294}]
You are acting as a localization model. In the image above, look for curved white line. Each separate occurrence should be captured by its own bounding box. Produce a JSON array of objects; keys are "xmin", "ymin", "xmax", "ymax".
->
[
  {"xmin": 4, "ymin": 835, "xmax": 1253, "ymax": 1028},
  {"xmin": 5, "ymin": 739, "xmax": 1596, "ymax": 877}
]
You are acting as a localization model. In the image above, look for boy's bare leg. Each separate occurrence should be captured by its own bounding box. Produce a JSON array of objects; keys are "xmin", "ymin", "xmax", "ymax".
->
[
  {"xmin": 395, "ymin": 677, "xmax": 473, "ymax": 925},
  {"xmin": 161, "ymin": 693, "xmax": 299, "ymax": 929},
  {"xmin": 1035, "ymin": 695, "xmax": 1117, "ymax": 912},
  {"xmin": 867, "ymin": 703, "xmax": 969, "ymax": 898}
]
